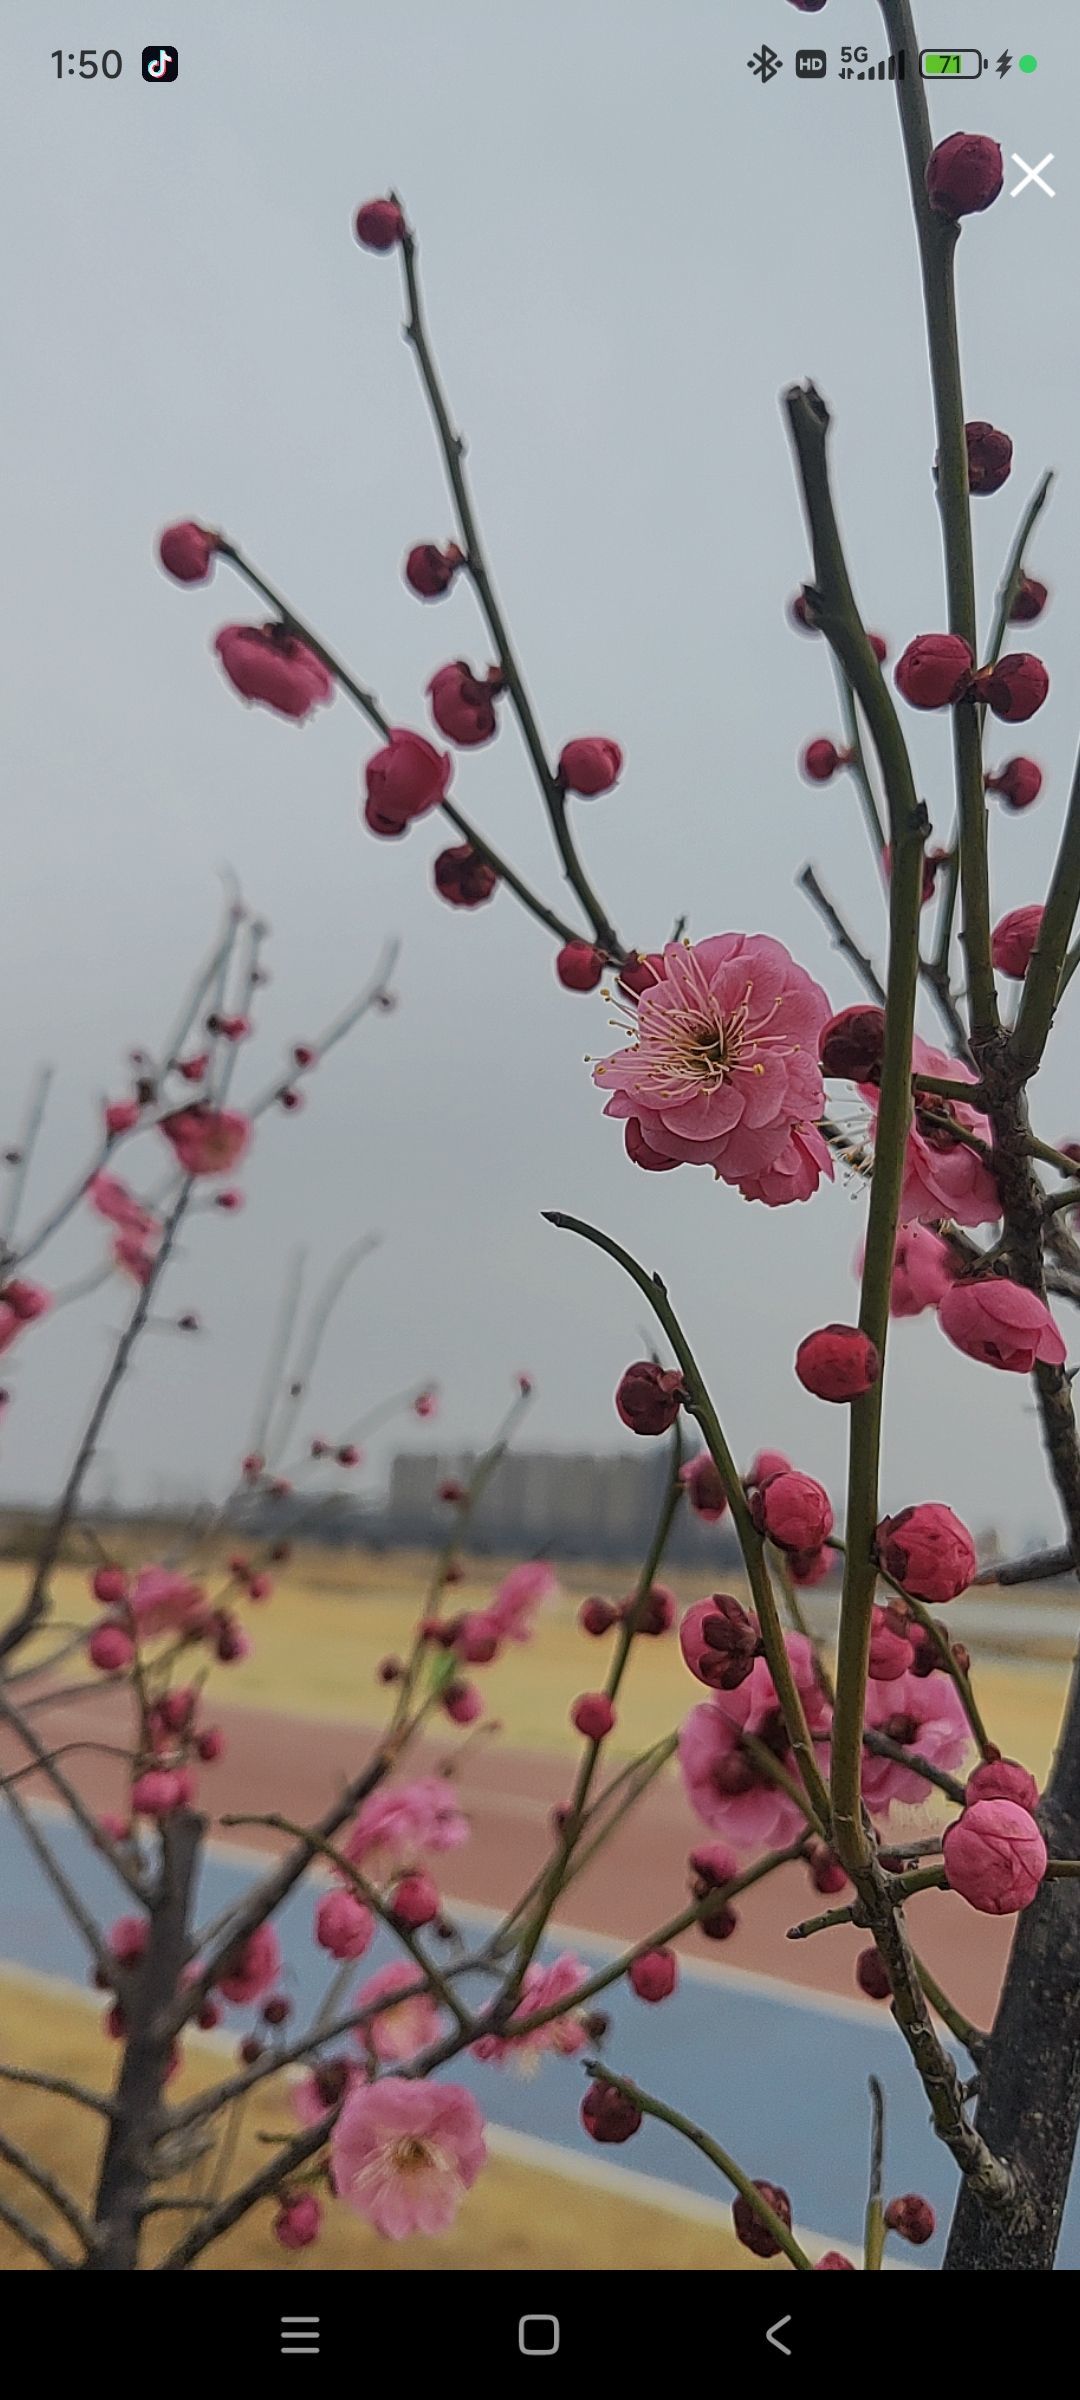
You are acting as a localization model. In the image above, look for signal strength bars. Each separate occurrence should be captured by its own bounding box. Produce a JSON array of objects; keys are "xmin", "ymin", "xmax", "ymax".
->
[{"xmin": 842, "ymin": 51, "xmax": 906, "ymax": 81}]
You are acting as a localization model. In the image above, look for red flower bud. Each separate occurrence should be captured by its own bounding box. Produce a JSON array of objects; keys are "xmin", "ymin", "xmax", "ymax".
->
[
  {"xmin": 943, "ymin": 1797, "xmax": 1048, "ymax": 1914},
  {"xmin": 868, "ymin": 1608, "xmax": 915, "ymax": 1683},
  {"xmin": 354, "ymin": 197, "xmax": 406, "ymax": 251},
  {"xmin": 985, "ymin": 755, "xmax": 1043, "ymax": 811},
  {"xmin": 89, "ymin": 1624, "xmax": 134, "ymax": 1673},
  {"xmin": 680, "ymin": 1450, "xmax": 729, "ymax": 1521},
  {"xmin": 617, "ymin": 951, "xmax": 664, "ymax": 1000},
  {"xmin": 795, "ymin": 1323, "xmax": 881, "ymax": 1404},
  {"xmin": 404, "ymin": 541, "xmax": 464, "ymax": 599},
  {"xmin": 427, "ymin": 660, "xmax": 501, "ymax": 747},
  {"xmin": 877, "ymin": 1502, "xmax": 977, "ymax": 1603},
  {"xmin": 925, "ymin": 133, "xmax": 1004, "ymax": 218},
  {"xmin": 855, "ymin": 1946, "xmax": 892, "ymax": 2001},
  {"xmin": 158, "ymin": 520, "xmax": 216, "ymax": 583},
  {"xmin": 807, "ymin": 1842, "xmax": 847, "ymax": 1897},
  {"xmin": 572, "ymin": 1692, "xmax": 616, "ymax": 1741},
  {"xmin": 698, "ymin": 1901, "xmax": 739, "ymax": 1941},
  {"xmin": 615, "ymin": 1359, "xmax": 683, "ymax": 1436},
  {"xmin": 558, "ymin": 737, "xmax": 623, "ymax": 797},
  {"xmin": 991, "ymin": 904, "xmax": 1044, "ymax": 979},
  {"xmin": 1009, "ymin": 575, "xmax": 1048, "ymax": 624},
  {"xmin": 579, "ymin": 1595, "xmax": 618, "ymax": 1636},
  {"xmin": 894, "ymin": 633, "xmax": 974, "ymax": 710},
  {"xmin": 581, "ymin": 2080, "xmax": 642, "ymax": 2144},
  {"xmin": 628, "ymin": 1947, "xmax": 678, "ymax": 2004},
  {"xmin": 92, "ymin": 1566, "xmax": 129, "ymax": 1607},
  {"xmin": 751, "ymin": 1469, "xmax": 833, "ymax": 1553},
  {"xmin": 816, "ymin": 2251, "xmax": 856, "ymax": 2270},
  {"xmin": 555, "ymin": 940, "xmax": 604, "ymax": 992},
  {"xmin": 390, "ymin": 1872, "xmax": 439, "ymax": 1929},
  {"xmin": 442, "ymin": 1678, "xmax": 482, "ymax": 1724},
  {"xmin": 433, "ymin": 843, "xmax": 499, "ymax": 909},
  {"xmin": 868, "ymin": 632, "xmax": 889, "ymax": 664},
  {"xmin": 788, "ymin": 590, "xmax": 819, "ymax": 633},
  {"xmin": 966, "ymin": 1756, "xmax": 1040, "ymax": 1814},
  {"xmin": 688, "ymin": 1842, "xmax": 740, "ymax": 1899},
  {"xmin": 971, "ymin": 652, "xmax": 1049, "ymax": 723},
  {"xmin": 732, "ymin": 2182, "xmax": 792, "ymax": 2259},
  {"xmin": 214, "ymin": 624, "xmax": 333, "ymax": 721},
  {"xmin": 884, "ymin": 2194, "xmax": 936, "ymax": 2246},
  {"xmin": 679, "ymin": 1595, "xmax": 760, "ymax": 1691},
  {"xmin": 961, "ymin": 421, "xmax": 1013, "ymax": 496},
  {"xmin": 800, "ymin": 737, "xmax": 847, "ymax": 783},
  {"xmin": 364, "ymin": 728, "xmax": 452, "ymax": 827}
]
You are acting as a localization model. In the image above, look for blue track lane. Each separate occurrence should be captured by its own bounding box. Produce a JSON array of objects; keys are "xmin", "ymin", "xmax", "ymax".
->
[{"xmin": 3, "ymin": 1806, "xmax": 1078, "ymax": 2267}]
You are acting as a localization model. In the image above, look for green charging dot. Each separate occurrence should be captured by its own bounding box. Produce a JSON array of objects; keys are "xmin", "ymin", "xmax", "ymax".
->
[{"xmin": 1019, "ymin": 54, "xmax": 1038, "ymax": 74}]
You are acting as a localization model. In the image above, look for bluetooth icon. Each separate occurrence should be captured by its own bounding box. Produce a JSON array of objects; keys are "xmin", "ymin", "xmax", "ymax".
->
[{"xmin": 748, "ymin": 45, "xmax": 783, "ymax": 84}]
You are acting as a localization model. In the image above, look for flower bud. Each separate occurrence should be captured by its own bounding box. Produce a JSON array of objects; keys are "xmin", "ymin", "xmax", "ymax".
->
[
  {"xmin": 962, "ymin": 421, "xmax": 1013, "ymax": 495},
  {"xmin": 315, "ymin": 1891, "xmax": 375, "ymax": 1961},
  {"xmin": 427, "ymin": 660, "xmax": 501, "ymax": 747},
  {"xmin": 876, "ymin": 1502, "xmax": 977, "ymax": 1602},
  {"xmin": 965, "ymin": 1757, "xmax": 1040, "ymax": 1814},
  {"xmin": 629, "ymin": 1947, "xmax": 678, "ymax": 2003},
  {"xmin": 732, "ymin": 2181, "xmax": 792, "ymax": 2259},
  {"xmin": 581, "ymin": 2080, "xmax": 642, "ymax": 2144},
  {"xmin": 624, "ymin": 1583, "xmax": 676, "ymax": 1637},
  {"xmin": 688, "ymin": 1842, "xmax": 740, "ymax": 1900},
  {"xmin": 819, "ymin": 1003, "xmax": 886, "ymax": 1084},
  {"xmin": 89, "ymin": 1623, "xmax": 134, "ymax": 1673},
  {"xmin": 894, "ymin": 633, "xmax": 974, "ymax": 709},
  {"xmin": 404, "ymin": 541, "xmax": 464, "ymax": 599},
  {"xmin": 433, "ymin": 843, "xmax": 499, "ymax": 909},
  {"xmin": 985, "ymin": 756, "xmax": 1043, "ymax": 811},
  {"xmin": 991, "ymin": 903, "xmax": 1044, "ymax": 979},
  {"xmin": 807, "ymin": 1842, "xmax": 847, "ymax": 1897},
  {"xmin": 971, "ymin": 652, "xmax": 1049, "ymax": 723},
  {"xmin": 92, "ymin": 1566, "xmax": 129, "ymax": 1607},
  {"xmin": 364, "ymin": 728, "xmax": 452, "ymax": 826},
  {"xmin": 555, "ymin": 940, "xmax": 604, "ymax": 992},
  {"xmin": 856, "ymin": 1946, "xmax": 891, "ymax": 2001},
  {"xmin": 354, "ymin": 197, "xmax": 405, "ymax": 250},
  {"xmin": 680, "ymin": 1450, "xmax": 729, "ymax": 1521},
  {"xmin": 795, "ymin": 1323, "xmax": 880, "ymax": 1404},
  {"xmin": 751, "ymin": 1469, "xmax": 833, "ymax": 1553},
  {"xmin": 884, "ymin": 2194, "xmax": 936, "ymax": 2246},
  {"xmin": 214, "ymin": 624, "xmax": 333, "ymax": 721},
  {"xmin": 938, "ymin": 1277, "xmax": 1066, "ymax": 1374},
  {"xmin": 158, "ymin": 520, "xmax": 216, "ymax": 582},
  {"xmin": 925, "ymin": 133, "xmax": 1004, "ymax": 218},
  {"xmin": 579, "ymin": 1595, "xmax": 618, "ymax": 1636},
  {"xmin": 800, "ymin": 737, "xmax": 848, "ymax": 783},
  {"xmin": 1009, "ymin": 575, "xmax": 1048, "ymax": 624},
  {"xmin": 571, "ymin": 1692, "xmax": 616, "ymax": 1741},
  {"xmin": 943, "ymin": 1797, "xmax": 1048, "ymax": 1914},
  {"xmin": 558, "ymin": 737, "xmax": 623, "ymax": 796},
  {"xmin": 390, "ymin": 1872, "xmax": 440, "ymax": 1929},
  {"xmin": 679, "ymin": 1595, "xmax": 760, "ymax": 1691},
  {"xmin": 615, "ymin": 1359, "xmax": 683, "ymax": 1436},
  {"xmin": 868, "ymin": 1608, "xmax": 915, "ymax": 1682},
  {"xmin": 816, "ymin": 2252, "xmax": 856, "ymax": 2270},
  {"xmin": 275, "ymin": 2193, "xmax": 322, "ymax": 2250}
]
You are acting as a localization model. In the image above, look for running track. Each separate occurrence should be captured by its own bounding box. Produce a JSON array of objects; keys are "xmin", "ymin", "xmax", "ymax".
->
[{"xmin": 3, "ymin": 1691, "xmax": 1078, "ymax": 2266}]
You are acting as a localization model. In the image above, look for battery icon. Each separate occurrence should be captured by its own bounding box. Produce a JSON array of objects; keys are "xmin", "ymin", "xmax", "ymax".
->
[{"xmin": 920, "ymin": 50, "xmax": 985, "ymax": 79}]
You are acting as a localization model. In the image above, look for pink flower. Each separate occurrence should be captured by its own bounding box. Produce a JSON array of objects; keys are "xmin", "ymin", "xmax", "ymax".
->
[
  {"xmin": 112, "ymin": 1233, "xmax": 158, "ymax": 1287},
  {"xmin": 217, "ymin": 1923, "xmax": 282, "ymax": 2006},
  {"xmin": 594, "ymin": 935, "xmax": 830, "ymax": 1187},
  {"xmin": 344, "ymin": 1776, "xmax": 469, "ymax": 1873},
  {"xmin": 352, "ymin": 1963, "xmax": 443, "ymax": 2062},
  {"xmin": 315, "ymin": 1890, "xmax": 375, "ymax": 1961},
  {"xmin": 363, "ymin": 729, "xmax": 452, "ymax": 831},
  {"xmin": 473, "ymin": 1954, "xmax": 588, "ymax": 2070},
  {"xmin": 680, "ymin": 1452, "xmax": 729, "ymax": 1523},
  {"xmin": 884, "ymin": 1224, "xmax": 956, "ymax": 1319},
  {"xmin": 938, "ymin": 1278, "xmax": 1066, "ymax": 1373},
  {"xmin": 214, "ymin": 623, "xmax": 334, "ymax": 720},
  {"xmin": 331, "ymin": 2076, "xmax": 486, "ymax": 2239},
  {"xmin": 991, "ymin": 905, "xmax": 1044, "ymax": 980},
  {"xmin": 130, "ymin": 1565, "xmax": 208, "ymax": 1638},
  {"xmin": 876, "ymin": 1503, "xmax": 978, "ymax": 1603},
  {"xmin": 861, "ymin": 1671, "xmax": 971, "ymax": 1814},
  {"xmin": 679, "ymin": 1637, "xmax": 829, "ymax": 1852},
  {"xmin": 737, "ymin": 1122, "xmax": 834, "ymax": 1207},
  {"xmin": 966, "ymin": 1757, "xmax": 1040, "ymax": 1814},
  {"xmin": 160, "ymin": 1106, "xmax": 252, "ymax": 1177},
  {"xmin": 489, "ymin": 1560, "xmax": 557, "ymax": 1642},
  {"xmin": 158, "ymin": 520, "xmax": 216, "ymax": 582},
  {"xmin": 866, "ymin": 1037, "xmax": 1000, "ymax": 1228},
  {"xmin": 943, "ymin": 1798, "xmax": 1048, "ymax": 1914}
]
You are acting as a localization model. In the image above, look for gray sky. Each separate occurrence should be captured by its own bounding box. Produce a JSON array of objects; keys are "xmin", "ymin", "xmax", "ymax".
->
[{"xmin": 1, "ymin": 1, "xmax": 1077, "ymax": 1540}]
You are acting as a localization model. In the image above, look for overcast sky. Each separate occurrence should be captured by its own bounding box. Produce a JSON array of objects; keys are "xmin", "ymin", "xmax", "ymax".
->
[{"xmin": 0, "ymin": 1, "xmax": 1076, "ymax": 1540}]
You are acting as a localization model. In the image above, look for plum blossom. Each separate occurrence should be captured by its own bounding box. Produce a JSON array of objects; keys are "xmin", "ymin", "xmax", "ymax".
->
[
  {"xmin": 595, "ymin": 935, "xmax": 830, "ymax": 1190},
  {"xmin": 129, "ymin": 1565, "xmax": 208, "ymax": 1639},
  {"xmin": 160, "ymin": 1106, "xmax": 252, "ymax": 1178},
  {"xmin": 938, "ymin": 1278, "xmax": 1066, "ymax": 1373},
  {"xmin": 352, "ymin": 1963, "xmax": 443, "ymax": 2063},
  {"xmin": 343, "ymin": 1776, "xmax": 469, "ymax": 1874},
  {"xmin": 472, "ymin": 1954, "xmax": 588, "ymax": 2072},
  {"xmin": 216, "ymin": 1922, "xmax": 281, "ymax": 2006},
  {"xmin": 87, "ymin": 1173, "xmax": 159, "ymax": 1239},
  {"xmin": 330, "ymin": 2076, "xmax": 486, "ymax": 2239},
  {"xmin": 861, "ymin": 1670, "xmax": 971, "ymax": 1814},
  {"xmin": 678, "ymin": 1634, "xmax": 830, "ymax": 1851},
  {"xmin": 863, "ymin": 1036, "xmax": 999, "ymax": 1227},
  {"xmin": 488, "ymin": 1560, "xmax": 558, "ymax": 1643},
  {"xmin": 736, "ymin": 1122, "xmax": 834, "ymax": 1208}
]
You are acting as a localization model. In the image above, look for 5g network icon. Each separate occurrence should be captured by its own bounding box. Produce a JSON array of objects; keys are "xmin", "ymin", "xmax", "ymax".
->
[{"xmin": 141, "ymin": 45, "xmax": 178, "ymax": 81}]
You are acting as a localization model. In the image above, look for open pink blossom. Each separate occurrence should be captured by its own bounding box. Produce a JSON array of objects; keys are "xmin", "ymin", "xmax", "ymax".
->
[
  {"xmin": 315, "ymin": 1890, "xmax": 375, "ymax": 1961},
  {"xmin": 214, "ymin": 623, "xmax": 334, "ymax": 720},
  {"xmin": 736, "ymin": 1122, "xmax": 834, "ymax": 1207},
  {"xmin": 863, "ymin": 1036, "xmax": 999, "ymax": 1227},
  {"xmin": 331, "ymin": 2076, "xmax": 486, "ymax": 2239},
  {"xmin": 344, "ymin": 1776, "xmax": 469, "ymax": 1873},
  {"xmin": 216, "ymin": 1922, "xmax": 281, "ymax": 2006},
  {"xmin": 129, "ymin": 1565, "xmax": 208, "ymax": 1639},
  {"xmin": 472, "ymin": 1953, "xmax": 588, "ymax": 2071},
  {"xmin": 943, "ymin": 1798, "xmax": 1048, "ymax": 1914},
  {"xmin": 489, "ymin": 1560, "xmax": 558, "ymax": 1643},
  {"xmin": 885, "ymin": 1224, "xmax": 957, "ymax": 1318},
  {"xmin": 861, "ymin": 1670, "xmax": 971, "ymax": 1814},
  {"xmin": 938, "ymin": 1278, "xmax": 1066, "ymax": 1372},
  {"xmin": 352, "ymin": 1962, "xmax": 443, "ymax": 2062},
  {"xmin": 594, "ymin": 935, "xmax": 830, "ymax": 1189},
  {"xmin": 679, "ymin": 1634, "xmax": 830, "ymax": 1852},
  {"xmin": 160, "ymin": 1106, "xmax": 252, "ymax": 1178}
]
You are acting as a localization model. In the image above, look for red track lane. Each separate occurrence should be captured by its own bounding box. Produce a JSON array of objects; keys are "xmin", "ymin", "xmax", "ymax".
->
[{"xmin": 2, "ymin": 1689, "xmax": 1011, "ymax": 2020}]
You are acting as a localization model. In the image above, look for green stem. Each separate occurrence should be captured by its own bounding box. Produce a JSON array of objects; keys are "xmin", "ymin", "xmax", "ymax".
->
[
  {"xmin": 863, "ymin": 2077, "xmax": 886, "ymax": 2270},
  {"xmin": 542, "ymin": 1213, "xmax": 830, "ymax": 1829},
  {"xmin": 1009, "ymin": 741, "xmax": 1080, "ymax": 1078},
  {"xmin": 581, "ymin": 2063, "xmax": 813, "ymax": 2271}
]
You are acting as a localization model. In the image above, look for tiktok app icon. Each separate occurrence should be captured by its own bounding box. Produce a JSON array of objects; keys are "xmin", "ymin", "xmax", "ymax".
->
[{"xmin": 141, "ymin": 46, "xmax": 179, "ymax": 81}]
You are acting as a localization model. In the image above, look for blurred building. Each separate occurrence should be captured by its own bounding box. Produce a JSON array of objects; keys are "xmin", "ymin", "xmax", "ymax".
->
[{"xmin": 380, "ymin": 1449, "xmax": 745, "ymax": 1565}]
